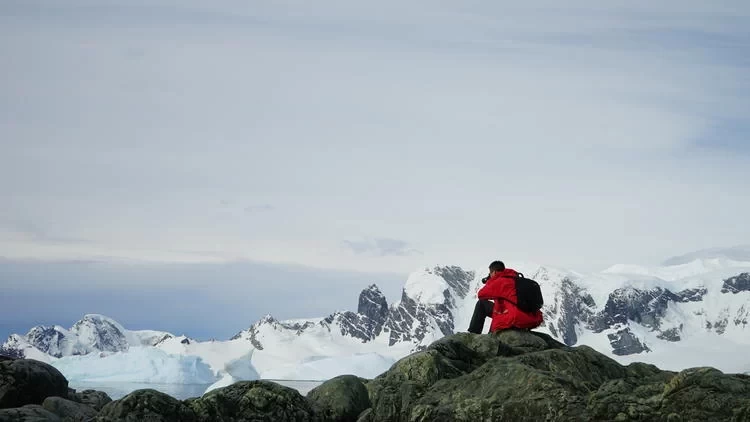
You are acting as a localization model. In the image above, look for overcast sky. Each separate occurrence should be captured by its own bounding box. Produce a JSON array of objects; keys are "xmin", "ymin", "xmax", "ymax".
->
[{"xmin": 1, "ymin": 0, "xmax": 749, "ymax": 338}]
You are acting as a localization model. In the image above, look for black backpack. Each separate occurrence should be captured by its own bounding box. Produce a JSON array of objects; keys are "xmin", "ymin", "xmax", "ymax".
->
[{"xmin": 512, "ymin": 273, "xmax": 544, "ymax": 313}]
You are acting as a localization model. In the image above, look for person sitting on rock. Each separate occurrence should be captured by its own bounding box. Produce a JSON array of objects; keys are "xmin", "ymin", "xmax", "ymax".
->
[{"xmin": 468, "ymin": 260, "xmax": 543, "ymax": 334}]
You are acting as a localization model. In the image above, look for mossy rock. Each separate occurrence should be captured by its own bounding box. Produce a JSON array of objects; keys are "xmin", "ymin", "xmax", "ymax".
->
[
  {"xmin": 0, "ymin": 359, "xmax": 69, "ymax": 409},
  {"xmin": 0, "ymin": 404, "xmax": 62, "ymax": 421},
  {"xmin": 97, "ymin": 389, "xmax": 197, "ymax": 422},
  {"xmin": 307, "ymin": 375, "xmax": 370, "ymax": 422},
  {"xmin": 189, "ymin": 380, "xmax": 316, "ymax": 422},
  {"xmin": 43, "ymin": 396, "xmax": 98, "ymax": 421}
]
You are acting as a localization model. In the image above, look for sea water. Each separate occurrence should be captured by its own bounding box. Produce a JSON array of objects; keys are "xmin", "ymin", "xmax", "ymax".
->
[{"xmin": 70, "ymin": 379, "xmax": 324, "ymax": 400}]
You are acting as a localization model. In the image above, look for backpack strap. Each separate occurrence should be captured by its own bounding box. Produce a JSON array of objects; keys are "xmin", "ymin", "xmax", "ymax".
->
[{"xmin": 497, "ymin": 273, "xmax": 523, "ymax": 308}]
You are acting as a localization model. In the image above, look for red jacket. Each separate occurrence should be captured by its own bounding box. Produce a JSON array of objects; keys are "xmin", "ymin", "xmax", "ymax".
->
[{"xmin": 477, "ymin": 268, "xmax": 544, "ymax": 332}]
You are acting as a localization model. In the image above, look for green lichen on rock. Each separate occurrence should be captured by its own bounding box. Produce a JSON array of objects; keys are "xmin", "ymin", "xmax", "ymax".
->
[
  {"xmin": 0, "ymin": 404, "xmax": 62, "ymax": 421},
  {"xmin": 70, "ymin": 389, "xmax": 112, "ymax": 411},
  {"xmin": 358, "ymin": 329, "xmax": 750, "ymax": 422},
  {"xmin": 307, "ymin": 375, "xmax": 370, "ymax": 422},
  {"xmin": 660, "ymin": 367, "xmax": 750, "ymax": 420},
  {"xmin": 0, "ymin": 359, "xmax": 69, "ymax": 409},
  {"xmin": 188, "ymin": 380, "xmax": 316, "ymax": 422},
  {"xmin": 96, "ymin": 389, "xmax": 197, "ymax": 422},
  {"xmin": 43, "ymin": 396, "xmax": 99, "ymax": 422}
]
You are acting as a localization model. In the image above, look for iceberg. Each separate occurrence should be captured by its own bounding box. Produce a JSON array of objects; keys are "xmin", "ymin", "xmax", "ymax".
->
[{"xmin": 51, "ymin": 346, "xmax": 217, "ymax": 384}]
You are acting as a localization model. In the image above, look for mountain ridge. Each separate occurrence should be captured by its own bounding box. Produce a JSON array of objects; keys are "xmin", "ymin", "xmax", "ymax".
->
[{"xmin": 3, "ymin": 252, "xmax": 750, "ymax": 383}]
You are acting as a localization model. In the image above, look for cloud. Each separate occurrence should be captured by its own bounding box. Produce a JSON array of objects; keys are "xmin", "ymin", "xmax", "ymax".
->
[
  {"xmin": 343, "ymin": 238, "xmax": 421, "ymax": 257},
  {"xmin": 244, "ymin": 204, "xmax": 274, "ymax": 214},
  {"xmin": 0, "ymin": 0, "xmax": 748, "ymax": 272},
  {"xmin": 0, "ymin": 218, "xmax": 89, "ymax": 245}
]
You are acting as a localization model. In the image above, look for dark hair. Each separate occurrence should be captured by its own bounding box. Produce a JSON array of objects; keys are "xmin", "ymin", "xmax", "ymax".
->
[{"xmin": 489, "ymin": 261, "xmax": 505, "ymax": 272}]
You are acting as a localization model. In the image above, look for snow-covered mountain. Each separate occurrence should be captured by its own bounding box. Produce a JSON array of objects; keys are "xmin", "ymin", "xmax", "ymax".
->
[
  {"xmin": 0, "ymin": 314, "xmax": 172, "ymax": 360},
  {"xmin": 3, "ymin": 249, "xmax": 750, "ymax": 388},
  {"xmin": 232, "ymin": 266, "xmax": 475, "ymax": 353}
]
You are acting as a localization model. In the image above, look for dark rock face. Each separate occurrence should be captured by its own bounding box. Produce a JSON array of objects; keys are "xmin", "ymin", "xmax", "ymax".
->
[
  {"xmin": 722, "ymin": 273, "xmax": 750, "ymax": 294},
  {"xmin": 385, "ymin": 293, "xmax": 454, "ymax": 347},
  {"xmin": 384, "ymin": 266, "xmax": 474, "ymax": 348},
  {"xmin": 590, "ymin": 287, "xmax": 677, "ymax": 332},
  {"xmin": 43, "ymin": 396, "xmax": 98, "ymax": 421},
  {"xmin": 543, "ymin": 277, "xmax": 596, "ymax": 346},
  {"xmin": 322, "ymin": 286, "xmax": 390, "ymax": 343},
  {"xmin": 607, "ymin": 328, "xmax": 651, "ymax": 355},
  {"xmin": 431, "ymin": 266, "xmax": 473, "ymax": 300},
  {"xmin": 0, "ymin": 404, "xmax": 61, "ymax": 421},
  {"xmin": 327, "ymin": 311, "xmax": 383, "ymax": 343},
  {"xmin": 656, "ymin": 326, "xmax": 682, "ymax": 342},
  {"xmin": 97, "ymin": 389, "xmax": 197, "ymax": 422},
  {"xmin": 360, "ymin": 331, "xmax": 750, "ymax": 421},
  {"xmin": 307, "ymin": 375, "xmax": 370, "ymax": 422},
  {"xmin": 356, "ymin": 285, "xmax": 389, "ymax": 338},
  {"xmin": 0, "ymin": 351, "xmax": 21, "ymax": 361},
  {"xmin": 586, "ymin": 285, "xmax": 709, "ymax": 350},
  {"xmin": 188, "ymin": 381, "xmax": 316, "ymax": 422},
  {"xmin": 675, "ymin": 287, "xmax": 708, "ymax": 302},
  {"xmin": 358, "ymin": 285, "xmax": 388, "ymax": 321},
  {"xmin": 25, "ymin": 327, "xmax": 67, "ymax": 358},
  {"xmin": 70, "ymin": 389, "xmax": 112, "ymax": 411},
  {"xmin": 0, "ymin": 359, "xmax": 69, "ymax": 409}
]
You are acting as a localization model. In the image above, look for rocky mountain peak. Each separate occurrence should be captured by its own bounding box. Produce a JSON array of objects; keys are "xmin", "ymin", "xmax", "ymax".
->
[
  {"xmin": 69, "ymin": 314, "xmax": 129, "ymax": 354},
  {"xmin": 542, "ymin": 277, "xmax": 596, "ymax": 346},
  {"xmin": 430, "ymin": 266, "xmax": 474, "ymax": 299},
  {"xmin": 357, "ymin": 284, "xmax": 388, "ymax": 322}
]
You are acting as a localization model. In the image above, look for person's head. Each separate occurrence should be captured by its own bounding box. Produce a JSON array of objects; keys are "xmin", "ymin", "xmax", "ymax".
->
[
  {"xmin": 488, "ymin": 260, "xmax": 505, "ymax": 276},
  {"xmin": 480, "ymin": 260, "xmax": 506, "ymax": 283}
]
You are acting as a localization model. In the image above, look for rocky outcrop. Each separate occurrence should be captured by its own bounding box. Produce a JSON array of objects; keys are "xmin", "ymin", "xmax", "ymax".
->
[
  {"xmin": 307, "ymin": 375, "xmax": 370, "ymax": 422},
  {"xmin": 607, "ymin": 327, "xmax": 651, "ymax": 355},
  {"xmin": 358, "ymin": 285, "xmax": 389, "ymax": 330},
  {"xmin": 0, "ymin": 358, "xmax": 68, "ymax": 409},
  {"xmin": 587, "ymin": 285, "xmax": 710, "ymax": 352},
  {"xmin": 591, "ymin": 287, "xmax": 676, "ymax": 332},
  {"xmin": 0, "ymin": 404, "xmax": 61, "ymax": 421},
  {"xmin": 323, "ymin": 285, "xmax": 390, "ymax": 343},
  {"xmin": 188, "ymin": 381, "xmax": 316, "ymax": 422},
  {"xmin": 722, "ymin": 273, "xmax": 750, "ymax": 294},
  {"xmin": 97, "ymin": 389, "xmax": 197, "ymax": 422},
  {"xmin": 70, "ymin": 389, "xmax": 112, "ymax": 411},
  {"xmin": 24, "ymin": 326, "xmax": 70, "ymax": 358},
  {"xmin": 43, "ymin": 396, "xmax": 98, "ymax": 421},
  {"xmin": 358, "ymin": 330, "xmax": 750, "ymax": 421},
  {"xmin": 543, "ymin": 277, "xmax": 596, "ymax": 346},
  {"xmin": 0, "ymin": 349, "xmax": 21, "ymax": 361}
]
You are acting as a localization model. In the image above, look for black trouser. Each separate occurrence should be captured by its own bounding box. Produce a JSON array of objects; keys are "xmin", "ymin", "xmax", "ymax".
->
[{"xmin": 468, "ymin": 299, "xmax": 494, "ymax": 334}]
